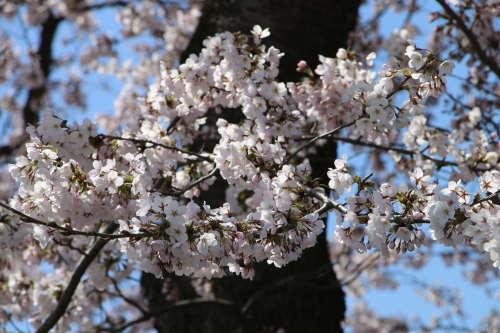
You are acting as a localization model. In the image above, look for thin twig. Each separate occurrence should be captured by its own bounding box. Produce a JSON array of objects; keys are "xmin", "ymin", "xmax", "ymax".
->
[
  {"xmin": 330, "ymin": 136, "xmax": 457, "ymax": 167},
  {"xmin": 108, "ymin": 276, "xmax": 147, "ymax": 315},
  {"xmin": 402, "ymin": 0, "xmax": 418, "ymax": 27},
  {"xmin": 152, "ymin": 166, "xmax": 218, "ymax": 197},
  {"xmin": 435, "ymin": 0, "xmax": 500, "ymax": 79},
  {"xmin": 300, "ymin": 183, "xmax": 348, "ymax": 215},
  {"xmin": 339, "ymin": 252, "xmax": 381, "ymax": 286},
  {"xmin": 294, "ymin": 135, "xmax": 495, "ymax": 172},
  {"xmin": 166, "ymin": 116, "xmax": 181, "ymax": 134},
  {"xmin": 101, "ymin": 135, "xmax": 214, "ymax": 163},
  {"xmin": 0, "ymin": 201, "xmax": 154, "ymax": 240},
  {"xmin": 358, "ymin": 6, "xmax": 388, "ymax": 32},
  {"xmin": 471, "ymin": 189, "xmax": 500, "ymax": 206},
  {"xmin": 53, "ymin": 238, "xmax": 87, "ymax": 256},
  {"xmin": 3, "ymin": 310, "xmax": 27, "ymax": 333},
  {"xmin": 283, "ymin": 115, "xmax": 363, "ymax": 165}
]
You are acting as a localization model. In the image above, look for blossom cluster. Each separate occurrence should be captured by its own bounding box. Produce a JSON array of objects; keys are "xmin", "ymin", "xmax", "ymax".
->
[
  {"xmin": 329, "ymin": 156, "xmax": 500, "ymax": 267},
  {"xmin": 1, "ymin": 18, "xmax": 500, "ymax": 331},
  {"xmin": 4, "ymin": 24, "xmax": 500, "ymax": 280},
  {"xmin": 4, "ymin": 29, "xmax": 332, "ymax": 283}
]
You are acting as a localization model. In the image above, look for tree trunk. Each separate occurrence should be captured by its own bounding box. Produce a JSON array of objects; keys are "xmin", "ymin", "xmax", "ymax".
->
[{"xmin": 142, "ymin": 1, "xmax": 361, "ymax": 332}]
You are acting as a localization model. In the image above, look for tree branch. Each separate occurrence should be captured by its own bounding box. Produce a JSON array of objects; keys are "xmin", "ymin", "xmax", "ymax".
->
[
  {"xmin": 73, "ymin": 0, "xmax": 128, "ymax": 12},
  {"xmin": 23, "ymin": 11, "xmax": 63, "ymax": 128},
  {"xmin": 338, "ymin": 252, "xmax": 381, "ymax": 286},
  {"xmin": 108, "ymin": 276, "xmax": 148, "ymax": 315},
  {"xmin": 52, "ymin": 238, "xmax": 87, "ymax": 256},
  {"xmin": 330, "ymin": 136, "xmax": 456, "ymax": 167},
  {"xmin": 100, "ymin": 135, "xmax": 215, "ymax": 163},
  {"xmin": 152, "ymin": 165, "xmax": 218, "ymax": 197},
  {"xmin": 0, "ymin": 140, "xmax": 26, "ymax": 160},
  {"xmin": 0, "ymin": 201, "xmax": 154, "ymax": 240},
  {"xmin": 283, "ymin": 115, "xmax": 363, "ymax": 165},
  {"xmin": 35, "ymin": 222, "xmax": 119, "ymax": 333},
  {"xmin": 294, "ymin": 135, "xmax": 494, "ymax": 172},
  {"xmin": 471, "ymin": 189, "xmax": 500, "ymax": 206},
  {"xmin": 435, "ymin": 0, "xmax": 500, "ymax": 79},
  {"xmin": 300, "ymin": 183, "xmax": 348, "ymax": 215}
]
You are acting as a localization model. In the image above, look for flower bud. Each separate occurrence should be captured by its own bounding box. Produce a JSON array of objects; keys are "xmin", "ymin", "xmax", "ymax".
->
[
  {"xmin": 416, "ymin": 229, "xmax": 426, "ymax": 240},
  {"xmin": 296, "ymin": 60, "xmax": 309, "ymax": 72},
  {"xmin": 484, "ymin": 152, "xmax": 498, "ymax": 166},
  {"xmin": 468, "ymin": 107, "xmax": 482, "ymax": 126}
]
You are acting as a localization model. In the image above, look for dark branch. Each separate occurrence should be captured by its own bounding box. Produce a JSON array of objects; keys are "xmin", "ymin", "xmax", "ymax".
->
[
  {"xmin": 23, "ymin": 11, "xmax": 63, "ymax": 128},
  {"xmin": 35, "ymin": 222, "xmax": 119, "ymax": 333},
  {"xmin": 0, "ymin": 201, "xmax": 154, "ymax": 240},
  {"xmin": 300, "ymin": 183, "xmax": 348, "ymax": 215},
  {"xmin": 283, "ymin": 115, "xmax": 363, "ymax": 165},
  {"xmin": 435, "ymin": 0, "xmax": 500, "ymax": 79},
  {"xmin": 74, "ymin": 0, "xmax": 128, "ymax": 12},
  {"xmin": 100, "ymin": 135, "xmax": 215, "ymax": 163},
  {"xmin": 471, "ymin": 189, "xmax": 500, "ymax": 206},
  {"xmin": 152, "ymin": 165, "xmax": 218, "ymax": 197},
  {"xmin": 109, "ymin": 276, "xmax": 147, "ymax": 316},
  {"xmin": 0, "ymin": 140, "xmax": 25, "ymax": 160},
  {"xmin": 330, "ymin": 136, "xmax": 457, "ymax": 167},
  {"xmin": 293, "ymin": 135, "xmax": 492, "ymax": 173}
]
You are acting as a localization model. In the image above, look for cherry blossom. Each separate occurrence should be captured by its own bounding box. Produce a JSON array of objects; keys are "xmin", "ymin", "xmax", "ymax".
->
[{"xmin": 0, "ymin": 0, "xmax": 499, "ymax": 332}]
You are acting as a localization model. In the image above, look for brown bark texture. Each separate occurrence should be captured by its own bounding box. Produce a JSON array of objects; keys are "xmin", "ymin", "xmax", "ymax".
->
[{"xmin": 142, "ymin": 1, "xmax": 361, "ymax": 332}]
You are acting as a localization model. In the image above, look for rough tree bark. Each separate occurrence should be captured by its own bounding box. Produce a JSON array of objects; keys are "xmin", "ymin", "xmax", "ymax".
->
[{"xmin": 142, "ymin": 1, "xmax": 361, "ymax": 332}]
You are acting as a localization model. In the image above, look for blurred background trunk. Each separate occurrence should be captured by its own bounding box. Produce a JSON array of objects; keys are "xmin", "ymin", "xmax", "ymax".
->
[{"xmin": 142, "ymin": 1, "xmax": 361, "ymax": 332}]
